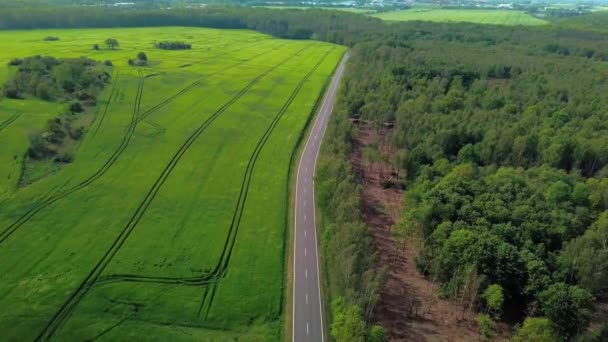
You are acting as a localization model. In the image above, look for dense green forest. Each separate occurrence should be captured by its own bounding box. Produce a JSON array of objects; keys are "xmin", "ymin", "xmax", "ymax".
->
[
  {"xmin": 2, "ymin": 6, "xmax": 608, "ymax": 341},
  {"xmin": 330, "ymin": 17, "xmax": 608, "ymax": 341}
]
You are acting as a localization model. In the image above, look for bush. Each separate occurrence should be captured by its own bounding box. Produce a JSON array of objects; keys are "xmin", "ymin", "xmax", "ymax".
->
[
  {"xmin": 129, "ymin": 58, "xmax": 147, "ymax": 67},
  {"xmin": 478, "ymin": 314, "xmax": 494, "ymax": 339},
  {"xmin": 69, "ymin": 101, "xmax": 83, "ymax": 113},
  {"xmin": 4, "ymin": 83, "xmax": 20, "ymax": 99},
  {"xmin": 482, "ymin": 284, "xmax": 504, "ymax": 317},
  {"xmin": 512, "ymin": 317, "xmax": 557, "ymax": 342},
  {"xmin": 154, "ymin": 41, "xmax": 192, "ymax": 50},
  {"xmin": 137, "ymin": 52, "xmax": 147, "ymax": 61},
  {"xmin": 8, "ymin": 58, "xmax": 23, "ymax": 66},
  {"xmin": 27, "ymin": 135, "xmax": 53, "ymax": 159},
  {"xmin": 104, "ymin": 60, "xmax": 112, "ymax": 66},
  {"xmin": 43, "ymin": 36, "xmax": 59, "ymax": 41},
  {"xmin": 92, "ymin": 44, "xmax": 100, "ymax": 50},
  {"xmin": 55, "ymin": 152, "xmax": 74, "ymax": 163},
  {"xmin": 69, "ymin": 126, "xmax": 84, "ymax": 140}
]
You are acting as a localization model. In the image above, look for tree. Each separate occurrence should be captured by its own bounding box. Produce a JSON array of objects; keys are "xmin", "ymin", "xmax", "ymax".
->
[
  {"xmin": 511, "ymin": 317, "xmax": 557, "ymax": 342},
  {"xmin": 137, "ymin": 52, "xmax": 147, "ymax": 61},
  {"xmin": 558, "ymin": 212, "xmax": 608, "ymax": 294},
  {"xmin": 482, "ymin": 284, "xmax": 504, "ymax": 318},
  {"xmin": 539, "ymin": 283, "xmax": 594, "ymax": 339},
  {"xmin": 104, "ymin": 38, "xmax": 119, "ymax": 50},
  {"xmin": 92, "ymin": 44, "xmax": 100, "ymax": 50},
  {"xmin": 330, "ymin": 299, "xmax": 367, "ymax": 342}
]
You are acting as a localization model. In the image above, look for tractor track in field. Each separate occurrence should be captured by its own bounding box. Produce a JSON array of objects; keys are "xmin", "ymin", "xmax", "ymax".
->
[
  {"xmin": 36, "ymin": 45, "xmax": 313, "ymax": 341},
  {"xmin": 0, "ymin": 114, "xmax": 20, "ymax": 134},
  {"xmin": 197, "ymin": 46, "xmax": 337, "ymax": 319},
  {"xmin": 90, "ymin": 70, "xmax": 121, "ymax": 139},
  {"xmin": 134, "ymin": 42, "xmax": 289, "ymax": 125},
  {"xmin": 80, "ymin": 47, "xmax": 336, "ymax": 321},
  {"xmin": 0, "ymin": 72, "xmax": 144, "ymax": 245},
  {"xmin": 0, "ymin": 41, "xmax": 291, "ymax": 246}
]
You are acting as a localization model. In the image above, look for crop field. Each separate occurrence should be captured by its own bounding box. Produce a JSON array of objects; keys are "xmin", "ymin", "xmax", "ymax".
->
[
  {"xmin": 0, "ymin": 27, "xmax": 344, "ymax": 340},
  {"xmin": 372, "ymin": 8, "xmax": 548, "ymax": 25}
]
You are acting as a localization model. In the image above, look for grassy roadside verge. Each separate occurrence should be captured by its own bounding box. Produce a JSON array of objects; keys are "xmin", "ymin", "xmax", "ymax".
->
[{"xmin": 282, "ymin": 49, "xmax": 347, "ymax": 341}]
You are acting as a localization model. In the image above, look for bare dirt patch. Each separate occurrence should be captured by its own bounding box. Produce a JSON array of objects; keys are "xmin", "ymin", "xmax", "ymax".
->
[{"xmin": 350, "ymin": 122, "xmax": 491, "ymax": 342}]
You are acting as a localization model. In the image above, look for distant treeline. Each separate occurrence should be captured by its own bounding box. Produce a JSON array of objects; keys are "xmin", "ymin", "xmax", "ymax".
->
[{"xmin": 0, "ymin": 6, "xmax": 380, "ymax": 43}]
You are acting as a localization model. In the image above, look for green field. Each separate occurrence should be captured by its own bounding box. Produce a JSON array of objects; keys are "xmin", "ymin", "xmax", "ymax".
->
[
  {"xmin": 0, "ymin": 27, "xmax": 344, "ymax": 340},
  {"xmin": 372, "ymin": 8, "xmax": 548, "ymax": 25}
]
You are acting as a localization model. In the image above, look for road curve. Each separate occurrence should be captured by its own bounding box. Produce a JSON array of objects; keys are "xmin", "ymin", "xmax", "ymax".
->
[{"xmin": 293, "ymin": 51, "xmax": 349, "ymax": 342}]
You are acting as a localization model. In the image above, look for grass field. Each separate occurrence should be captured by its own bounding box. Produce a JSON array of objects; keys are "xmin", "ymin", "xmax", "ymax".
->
[
  {"xmin": 372, "ymin": 8, "xmax": 548, "ymax": 25},
  {"xmin": 0, "ymin": 27, "xmax": 344, "ymax": 340}
]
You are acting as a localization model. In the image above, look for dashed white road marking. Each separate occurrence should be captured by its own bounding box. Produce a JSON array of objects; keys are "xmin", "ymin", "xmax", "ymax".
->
[
  {"xmin": 305, "ymin": 269, "xmax": 308, "ymax": 279},
  {"xmin": 292, "ymin": 53, "xmax": 348, "ymax": 342},
  {"xmin": 304, "ymin": 214, "xmax": 307, "ymax": 221},
  {"xmin": 305, "ymin": 248, "xmax": 307, "ymax": 256}
]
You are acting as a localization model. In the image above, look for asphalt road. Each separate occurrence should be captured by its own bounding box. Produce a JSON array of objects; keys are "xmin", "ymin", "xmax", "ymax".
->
[{"xmin": 292, "ymin": 52, "xmax": 349, "ymax": 342}]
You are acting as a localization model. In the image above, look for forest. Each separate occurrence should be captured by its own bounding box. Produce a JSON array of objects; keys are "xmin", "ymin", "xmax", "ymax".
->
[
  {"xmin": 1, "ymin": 5, "xmax": 608, "ymax": 341},
  {"xmin": 327, "ymin": 18, "xmax": 608, "ymax": 341}
]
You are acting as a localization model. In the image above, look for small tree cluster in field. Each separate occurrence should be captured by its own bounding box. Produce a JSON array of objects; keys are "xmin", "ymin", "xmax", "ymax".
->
[
  {"xmin": 43, "ymin": 36, "xmax": 59, "ymax": 41},
  {"xmin": 104, "ymin": 38, "xmax": 119, "ymax": 50},
  {"xmin": 154, "ymin": 41, "xmax": 192, "ymax": 50},
  {"xmin": 128, "ymin": 52, "xmax": 148, "ymax": 67},
  {"xmin": 3, "ymin": 55, "xmax": 111, "ymax": 163},
  {"xmin": 28, "ymin": 113, "xmax": 84, "ymax": 163},
  {"xmin": 3, "ymin": 55, "xmax": 110, "ymax": 101}
]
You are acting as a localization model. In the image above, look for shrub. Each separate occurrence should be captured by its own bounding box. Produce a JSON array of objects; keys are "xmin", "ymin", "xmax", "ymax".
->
[
  {"xmin": 92, "ymin": 44, "xmax": 100, "ymax": 50},
  {"xmin": 512, "ymin": 317, "xmax": 557, "ymax": 342},
  {"xmin": 69, "ymin": 126, "xmax": 84, "ymax": 140},
  {"xmin": 137, "ymin": 52, "xmax": 147, "ymax": 61},
  {"xmin": 69, "ymin": 102, "xmax": 83, "ymax": 113},
  {"xmin": 8, "ymin": 58, "xmax": 23, "ymax": 66},
  {"xmin": 104, "ymin": 60, "xmax": 112, "ymax": 66},
  {"xmin": 55, "ymin": 152, "xmax": 74, "ymax": 163},
  {"xmin": 43, "ymin": 36, "xmax": 59, "ymax": 41},
  {"xmin": 478, "ymin": 314, "xmax": 494, "ymax": 339},
  {"xmin": 129, "ymin": 58, "xmax": 147, "ymax": 67},
  {"xmin": 154, "ymin": 41, "xmax": 192, "ymax": 50},
  {"xmin": 4, "ymin": 83, "xmax": 20, "ymax": 99},
  {"xmin": 482, "ymin": 284, "xmax": 504, "ymax": 317}
]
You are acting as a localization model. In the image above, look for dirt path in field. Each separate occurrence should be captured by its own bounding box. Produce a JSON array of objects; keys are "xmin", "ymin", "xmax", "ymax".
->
[{"xmin": 349, "ymin": 122, "xmax": 487, "ymax": 342}]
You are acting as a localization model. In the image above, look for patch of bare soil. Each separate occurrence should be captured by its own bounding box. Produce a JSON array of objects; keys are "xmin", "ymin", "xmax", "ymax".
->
[{"xmin": 350, "ymin": 122, "xmax": 494, "ymax": 342}]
